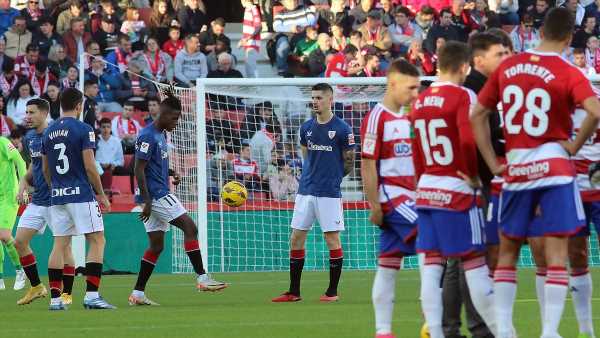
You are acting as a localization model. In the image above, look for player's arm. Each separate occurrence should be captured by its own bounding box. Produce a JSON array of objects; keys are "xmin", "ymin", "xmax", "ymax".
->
[
  {"xmin": 83, "ymin": 149, "xmax": 110, "ymax": 211},
  {"xmin": 301, "ymin": 145, "xmax": 307, "ymax": 160},
  {"xmin": 41, "ymin": 154, "xmax": 51, "ymax": 187},
  {"xmin": 470, "ymin": 103, "xmax": 503, "ymax": 175},
  {"xmin": 6, "ymin": 141, "xmax": 26, "ymax": 180},
  {"xmin": 457, "ymin": 92, "xmax": 481, "ymax": 187},
  {"xmin": 360, "ymin": 115, "xmax": 383, "ymax": 226},
  {"xmin": 17, "ymin": 165, "xmax": 33, "ymax": 204},
  {"xmin": 343, "ymin": 149, "xmax": 355, "ymax": 176},
  {"xmin": 360, "ymin": 158, "xmax": 382, "ymax": 225},
  {"xmin": 135, "ymin": 158, "xmax": 151, "ymax": 204}
]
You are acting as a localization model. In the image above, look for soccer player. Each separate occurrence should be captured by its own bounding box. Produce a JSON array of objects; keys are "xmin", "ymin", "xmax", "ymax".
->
[
  {"xmin": 0, "ymin": 123, "xmax": 27, "ymax": 291},
  {"xmin": 15, "ymin": 98, "xmax": 77, "ymax": 306},
  {"xmin": 411, "ymin": 41, "xmax": 496, "ymax": 338},
  {"xmin": 360, "ymin": 59, "xmax": 420, "ymax": 338},
  {"xmin": 471, "ymin": 8, "xmax": 600, "ymax": 338},
  {"xmin": 128, "ymin": 88, "xmax": 227, "ymax": 306},
  {"xmin": 272, "ymin": 83, "xmax": 355, "ymax": 302},
  {"xmin": 42, "ymin": 88, "xmax": 115, "ymax": 310}
]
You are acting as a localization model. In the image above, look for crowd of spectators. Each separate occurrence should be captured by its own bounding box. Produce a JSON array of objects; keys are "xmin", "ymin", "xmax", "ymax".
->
[{"xmin": 0, "ymin": 0, "xmax": 597, "ymax": 204}]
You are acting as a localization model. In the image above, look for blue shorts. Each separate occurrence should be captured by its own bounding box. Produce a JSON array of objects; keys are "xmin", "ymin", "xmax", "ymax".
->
[
  {"xmin": 379, "ymin": 206, "xmax": 417, "ymax": 257},
  {"xmin": 499, "ymin": 182, "xmax": 586, "ymax": 239},
  {"xmin": 485, "ymin": 195, "xmax": 501, "ymax": 245},
  {"xmin": 416, "ymin": 206, "xmax": 486, "ymax": 258},
  {"xmin": 584, "ymin": 201, "xmax": 600, "ymax": 235}
]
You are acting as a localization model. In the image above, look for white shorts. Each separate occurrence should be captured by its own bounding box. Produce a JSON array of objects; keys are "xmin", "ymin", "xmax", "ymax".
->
[
  {"xmin": 291, "ymin": 194, "xmax": 345, "ymax": 232},
  {"xmin": 49, "ymin": 201, "xmax": 104, "ymax": 236},
  {"xmin": 17, "ymin": 203, "xmax": 49, "ymax": 234},
  {"xmin": 144, "ymin": 194, "xmax": 187, "ymax": 233}
]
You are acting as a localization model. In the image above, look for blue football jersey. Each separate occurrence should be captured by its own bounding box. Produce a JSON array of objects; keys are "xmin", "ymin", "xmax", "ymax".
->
[
  {"xmin": 298, "ymin": 116, "xmax": 355, "ymax": 198},
  {"xmin": 42, "ymin": 117, "xmax": 97, "ymax": 205},
  {"xmin": 134, "ymin": 123, "xmax": 170, "ymax": 203},
  {"xmin": 23, "ymin": 129, "xmax": 50, "ymax": 207}
]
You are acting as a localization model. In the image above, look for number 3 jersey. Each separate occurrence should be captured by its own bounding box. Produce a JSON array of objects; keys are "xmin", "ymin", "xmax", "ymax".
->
[
  {"xmin": 478, "ymin": 51, "xmax": 596, "ymax": 191},
  {"xmin": 360, "ymin": 103, "xmax": 416, "ymax": 214},
  {"xmin": 42, "ymin": 117, "xmax": 96, "ymax": 205},
  {"xmin": 410, "ymin": 82, "xmax": 479, "ymax": 211}
]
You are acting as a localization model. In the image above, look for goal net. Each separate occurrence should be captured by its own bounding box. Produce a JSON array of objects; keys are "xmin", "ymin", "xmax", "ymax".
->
[{"xmin": 155, "ymin": 77, "xmax": 599, "ymax": 274}]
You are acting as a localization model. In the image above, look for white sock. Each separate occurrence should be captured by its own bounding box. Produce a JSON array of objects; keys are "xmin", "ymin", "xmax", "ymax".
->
[
  {"xmin": 132, "ymin": 289, "xmax": 145, "ymax": 298},
  {"xmin": 372, "ymin": 267, "xmax": 398, "ymax": 335},
  {"xmin": 464, "ymin": 262, "xmax": 497, "ymax": 336},
  {"xmin": 542, "ymin": 267, "xmax": 569, "ymax": 337},
  {"xmin": 494, "ymin": 267, "xmax": 517, "ymax": 338},
  {"xmin": 420, "ymin": 264, "xmax": 444, "ymax": 338},
  {"xmin": 536, "ymin": 267, "xmax": 547, "ymax": 325},
  {"xmin": 570, "ymin": 272, "xmax": 595, "ymax": 336},
  {"xmin": 85, "ymin": 291, "xmax": 100, "ymax": 300},
  {"xmin": 50, "ymin": 297, "xmax": 62, "ymax": 305}
]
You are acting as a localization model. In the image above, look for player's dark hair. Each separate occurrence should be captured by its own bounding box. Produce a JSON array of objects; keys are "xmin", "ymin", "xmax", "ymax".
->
[
  {"xmin": 437, "ymin": 41, "xmax": 471, "ymax": 73},
  {"xmin": 147, "ymin": 95, "xmax": 160, "ymax": 103},
  {"xmin": 343, "ymin": 44, "xmax": 358, "ymax": 55},
  {"xmin": 573, "ymin": 47, "xmax": 585, "ymax": 55},
  {"xmin": 160, "ymin": 85, "xmax": 182, "ymax": 115},
  {"xmin": 26, "ymin": 98, "xmax": 49, "ymax": 113},
  {"xmin": 440, "ymin": 7, "xmax": 452, "ymax": 17},
  {"xmin": 99, "ymin": 117, "xmax": 111, "ymax": 126},
  {"xmin": 60, "ymin": 87, "xmax": 83, "ymax": 112},
  {"xmin": 469, "ymin": 32, "xmax": 504, "ymax": 57},
  {"xmin": 387, "ymin": 58, "xmax": 420, "ymax": 78},
  {"xmin": 312, "ymin": 83, "xmax": 333, "ymax": 95},
  {"xmin": 123, "ymin": 100, "xmax": 135, "ymax": 108},
  {"xmin": 542, "ymin": 7, "xmax": 575, "ymax": 42},
  {"xmin": 84, "ymin": 79, "xmax": 98, "ymax": 88},
  {"xmin": 394, "ymin": 6, "xmax": 412, "ymax": 17},
  {"xmin": 486, "ymin": 27, "xmax": 513, "ymax": 52},
  {"xmin": 419, "ymin": 5, "xmax": 435, "ymax": 16}
]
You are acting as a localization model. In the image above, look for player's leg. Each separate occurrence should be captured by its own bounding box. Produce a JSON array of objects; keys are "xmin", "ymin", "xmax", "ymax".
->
[
  {"xmin": 538, "ymin": 182, "xmax": 585, "ymax": 338},
  {"xmin": 528, "ymin": 236, "xmax": 547, "ymax": 324},
  {"xmin": 130, "ymin": 231, "xmax": 164, "ymax": 305},
  {"xmin": 322, "ymin": 231, "xmax": 342, "ymax": 300},
  {"xmin": 273, "ymin": 194, "xmax": 315, "ymax": 302},
  {"xmin": 441, "ymin": 259, "xmax": 464, "ymax": 338},
  {"xmin": 48, "ymin": 235, "xmax": 70, "ymax": 310},
  {"xmin": 15, "ymin": 227, "xmax": 48, "ymax": 305},
  {"xmin": 61, "ymin": 241, "xmax": 75, "ymax": 305},
  {"xmin": 568, "ymin": 235, "xmax": 594, "ymax": 337},
  {"xmin": 0, "ymin": 201, "xmax": 25, "ymax": 290}
]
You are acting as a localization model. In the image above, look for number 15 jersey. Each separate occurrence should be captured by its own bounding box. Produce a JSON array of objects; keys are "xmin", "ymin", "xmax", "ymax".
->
[
  {"xmin": 478, "ymin": 51, "xmax": 597, "ymax": 191},
  {"xmin": 42, "ymin": 117, "xmax": 97, "ymax": 205}
]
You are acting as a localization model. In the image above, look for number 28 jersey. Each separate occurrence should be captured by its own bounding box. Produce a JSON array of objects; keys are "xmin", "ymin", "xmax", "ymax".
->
[
  {"xmin": 42, "ymin": 117, "xmax": 97, "ymax": 205},
  {"xmin": 478, "ymin": 51, "xmax": 597, "ymax": 191},
  {"xmin": 411, "ymin": 82, "xmax": 479, "ymax": 211}
]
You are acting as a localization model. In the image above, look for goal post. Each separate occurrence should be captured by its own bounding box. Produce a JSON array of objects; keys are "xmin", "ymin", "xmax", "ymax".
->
[{"xmin": 156, "ymin": 76, "xmax": 599, "ymax": 274}]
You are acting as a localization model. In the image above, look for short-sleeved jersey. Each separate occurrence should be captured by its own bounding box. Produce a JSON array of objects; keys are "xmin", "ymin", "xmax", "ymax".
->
[
  {"xmin": 298, "ymin": 115, "xmax": 354, "ymax": 198},
  {"xmin": 572, "ymin": 106, "xmax": 600, "ymax": 202},
  {"xmin": 411, "ymin": 82, "xmax": 479, "ymax": 211},
  {"xmin": 0, "ymin": 136, "xmax": 21, "ymax": 199},
  {"xmin": 360, "ymin": 103, "xmax": 415, "ymax": 213},
  {"xmin": 134, "ymin": 123, "xmax": 170, "ymax": 203},
  {"xmin": 478, "ymin": 51, "xmax": 596, "ymax": 191},
  {"xmin": 23, "ymin": 129, "xmax": 50, "ymax": 206},
  {"xmin": 42, "ymin": 117, "xmax": 96, "ymax": 205}
]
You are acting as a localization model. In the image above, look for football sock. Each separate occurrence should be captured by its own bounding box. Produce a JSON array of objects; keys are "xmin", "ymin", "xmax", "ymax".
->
[
  {"xmin": 494, "ymin": 266, "xmax": 517, "ymax": 338},
  {"xmin": 85, "ymin": 262, "xmax": 103, "ymax": 293},
  {"xmin": 62, "ymin": 265, "xmax": 75, "ymax": 295},
  {"xmin": 570, "ymin": 268, "xmax": 594, "ymax": 336},
  {"xmin": 372, "ymin": 265, "xmax": 398, "ymax": 335},
  {"xmin": 48, "ymin": 268, "xmax": 63, "ymax": 299},
  {"xmin": 535, "ymin": 266, "xmax": 547, "ymax": 323},
  {"xmin": 4, "ymin": 239, "xmax": 21, "ymax": 269},
  {"xmin": 20, "ymin": 254, "xmax": 40, "ymax": 287},
  {"xmin": 326, "ymin": 248, "xmax": 343, "ymax": 296},
  {"xmin": 134, "ymin": 250, "xmax": 160, "ymax": 292},
  {"xmin": 184, "ymin": 240, "xmax": 206, "ymax": 276},
  {"xmin": 542, "ymin": 266, "xmax": 569, "ymax": 337},
  {"xmin": 463, "ymin": 256, "xmax": 497, "ymax": 335},
  {"xmin": 420, "ymin": 262, "xmax": 444, "ymax": 338},
  {"xmin": 289, "ymin": 249, "xmax": 305, "ymax": 296}
]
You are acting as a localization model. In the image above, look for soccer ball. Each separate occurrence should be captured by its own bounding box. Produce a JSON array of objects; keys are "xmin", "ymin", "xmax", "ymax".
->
[
  {"xmin": 221, "ymin": 181, "xmax": 248, "ymax": 207},
  {"xmin": 420, "ymin": 323, "xmax": 430, "ymax": 338}
]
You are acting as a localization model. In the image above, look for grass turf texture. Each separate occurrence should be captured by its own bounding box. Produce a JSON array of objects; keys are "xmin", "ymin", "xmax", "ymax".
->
[{"xmin": 1, "ymin": 270, "xmax": 598, "ymax": 338}]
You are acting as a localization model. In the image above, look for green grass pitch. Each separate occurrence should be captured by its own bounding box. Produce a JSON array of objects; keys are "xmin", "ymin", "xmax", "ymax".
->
[{"xmin": 1, "ymin": 270, "xmax": 598, "ymax": 338}]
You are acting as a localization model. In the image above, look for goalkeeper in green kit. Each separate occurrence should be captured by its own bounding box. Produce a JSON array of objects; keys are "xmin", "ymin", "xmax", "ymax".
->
[{"xmin": 0, "ymin": 134, "xmax": 27, "ymax": 290}]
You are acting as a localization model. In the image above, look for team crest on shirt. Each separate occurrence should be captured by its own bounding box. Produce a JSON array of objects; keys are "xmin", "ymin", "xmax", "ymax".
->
[
  {"xmin": 328, "ymin": 131, "xmax": 336, "ymax": 139},
  {"xmin": 140, "ymin": 142, "xmax": 149, "ymax": 153},
  {"xmin": 306, "ymin": 131, "xmax": 312, "ymax": 138}
]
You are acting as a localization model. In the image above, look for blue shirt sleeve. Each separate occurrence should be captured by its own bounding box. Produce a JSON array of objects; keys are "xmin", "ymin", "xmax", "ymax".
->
[
  {"xmin": 22, "ymin": 132, "xmax": 30, "ymax": 155},
  {"xmin": 41, "ymin": 131, "xmax": 49, "ymax": 155},
  {"xmin": 340, "ymin": 120, "xmax": 355, "ymax": 150},
  {"xmin": 135, "ymin": 131, "xmax": 155, "ymax": 161},
  {"xmin": 299, "ymin": 122, "xmax": 307, "ymax": 146},
  {"xmin": 81, "ymin": 124, "xmax": 96, "ymax": 150}
]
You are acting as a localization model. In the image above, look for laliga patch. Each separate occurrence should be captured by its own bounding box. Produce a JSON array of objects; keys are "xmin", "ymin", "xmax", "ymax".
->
[
  {"xmin": 362, "ymin": 133, "xmax": 376, "ymax": 155},
  {"xmin": 140, "ymin": 142, "xmax": 150, "ymax": 153},
  {"xmin": 348, "ymin": 133, "xmax": 355, "ymax": 145},
  {"xmin": 89, "ymin": 132, "xmax": 95, "ymax": 142}
]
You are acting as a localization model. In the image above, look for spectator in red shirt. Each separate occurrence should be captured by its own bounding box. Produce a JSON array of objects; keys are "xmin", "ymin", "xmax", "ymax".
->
[
  {"xmin": 30, "ymin": 59, "xmax": 56, "ymax": 96},
  {"xmin": 353, "ymin": 52, "xmax": 384, "ymax": 76},
  {"xmin": 62, "ymin": 17, "xmax": 92, "ymax": 62},
  {"xmin": 406, "ymin": 37, "xmax": 439, "ymax": 75},
  {"xmin": 14, "ymin": 43, "xmax": 39, "ymax": 78},
  {"xmin": 162, "ymin": 25, "xmax": 184, "ymax": 59}
]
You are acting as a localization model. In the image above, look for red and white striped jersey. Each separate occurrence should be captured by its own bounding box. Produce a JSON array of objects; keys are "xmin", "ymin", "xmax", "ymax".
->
[
  {"xmin": 572, "ymin": 107, "xmax": 600, "ymax": 202},
  {"xmin": 478, "ymin": 51, "xmax": 597, "ymax": 191},
  {"xmin": 241, "ymin": 5, "xmax": 262, "ymax": 51},
  {"xmin": 411, "ymin": 82, "xmax": 479, "ymax": 211},
  {"xmin": 360, "ymin": 103, "xmax": 415, "ymax": 214}
]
